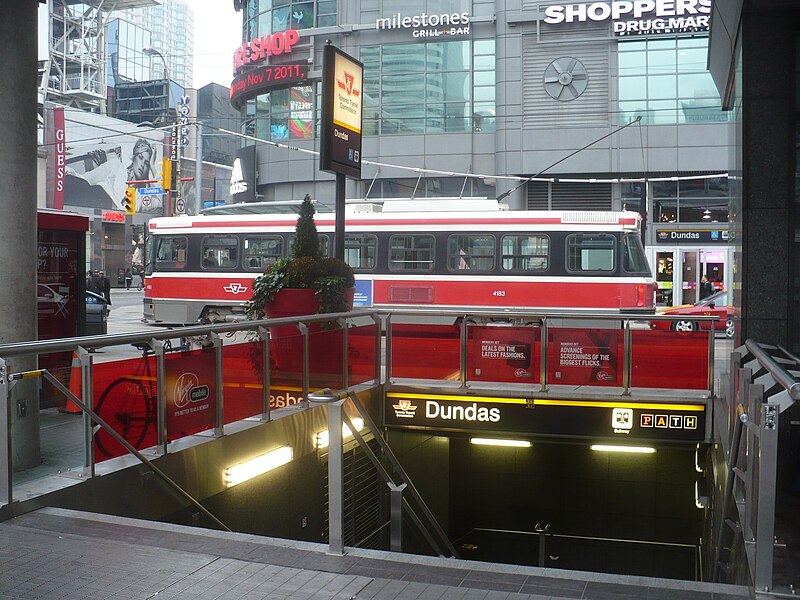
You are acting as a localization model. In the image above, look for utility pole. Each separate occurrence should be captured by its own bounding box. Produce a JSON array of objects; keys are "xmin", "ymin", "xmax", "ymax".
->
[{"xmin": 195, "ymin": 121, "xmax": 203, "ymax": 215}]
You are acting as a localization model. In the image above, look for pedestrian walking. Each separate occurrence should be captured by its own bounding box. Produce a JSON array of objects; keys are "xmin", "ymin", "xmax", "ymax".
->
[
  {"xmin": 699, "ymin": 275, "xmax": 714, "ymax": 300},
  {"xmin": 86, "ymin": 270, "xmax": 99, "ymax": 293},
  {"xmin": 98, "ymin": 270, "xmax": 112, "ymax": 305},
  {"xmin": 124, "ymin": 268, "xmax": 133, "ymax": 290}
]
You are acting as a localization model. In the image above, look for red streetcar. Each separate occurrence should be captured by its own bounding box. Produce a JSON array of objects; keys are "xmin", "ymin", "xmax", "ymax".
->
[{"xmin": 142, "ymin": 201, "xmax": 655, "ymax": 324}]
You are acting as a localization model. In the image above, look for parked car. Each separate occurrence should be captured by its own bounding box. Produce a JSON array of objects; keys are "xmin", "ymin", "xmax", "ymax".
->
[{"xmin": 650, "ymin": 289, "xmax": 736, "ymax": 338}]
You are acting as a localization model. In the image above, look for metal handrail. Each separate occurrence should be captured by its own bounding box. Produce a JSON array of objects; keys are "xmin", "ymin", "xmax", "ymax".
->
[{"xmin": 745, "ymin": 339, "xmax": 800, "ymax": 400}]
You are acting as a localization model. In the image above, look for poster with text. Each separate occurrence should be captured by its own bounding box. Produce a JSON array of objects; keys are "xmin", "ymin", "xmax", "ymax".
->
[
  {"xmin": 470, "ymin": 326, "xmax": 538, "ymax": 383},
  {"xmin": 550, "ymin": 329, "xmax": 620, "ymax": 386}
]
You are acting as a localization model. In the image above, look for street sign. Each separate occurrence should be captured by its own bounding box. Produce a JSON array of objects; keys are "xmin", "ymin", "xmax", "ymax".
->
[
  {"xmin": 141, "ymin": 195, "xmax": 153, "ymax": 208},
  {"xmin": 139, "ymin": 186, "xmax": 164, "ymax": 196},
  {"xmin": 175, "ymin": 198, "xmax": 186, "ymax": 214}
]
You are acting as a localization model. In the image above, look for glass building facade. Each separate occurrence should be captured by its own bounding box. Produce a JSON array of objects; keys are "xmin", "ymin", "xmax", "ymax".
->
[{"xmin": 234, "ymin": 0, "xmax": 734, "ymax": 306}]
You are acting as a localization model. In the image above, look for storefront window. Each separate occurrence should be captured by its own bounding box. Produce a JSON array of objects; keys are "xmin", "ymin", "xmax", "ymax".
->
[{"xmin": 617, "ymin": 37, "xmax": 727, "ymax": 125}]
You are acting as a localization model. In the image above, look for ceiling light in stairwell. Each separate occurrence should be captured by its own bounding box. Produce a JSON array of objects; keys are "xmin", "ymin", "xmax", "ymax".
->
[
  {"xmin": 224, "ymin": 446, "xmax": 293, "ymax": 487},
  {"xmin": 470, "ymin": 438, "xmax": 531, "ymax": 448},
  {"xmin": 315, "ymin": 417, "xmax": 365, "ymax": 448}
]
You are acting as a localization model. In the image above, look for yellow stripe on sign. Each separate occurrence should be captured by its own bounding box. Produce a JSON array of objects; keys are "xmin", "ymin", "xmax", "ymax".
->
[
  {"xmin": 387, "ymin": 392, "xmax": 527, "ymax": 405},
  {"xmin": 533, "ymin": 399, "xmax": 705, "ymax": 412},
  {"xmin": 386, "ymin": 392, "xmax": 704, "ymax": 412}
]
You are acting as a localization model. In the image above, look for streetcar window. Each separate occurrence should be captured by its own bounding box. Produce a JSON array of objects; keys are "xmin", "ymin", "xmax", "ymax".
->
[
  {"xmin": 447, "ymin": 235, "xmax": 495, "ymax": 271},
  {"xmin": 566, "ymin": 234, "xmax": 615, "ymax": 272},
  {"xmin": 622, "ymin": 233, "xmax": 650, "ymax": 273},
  {"xmin": 501, "ymin": 235, "xmax": 549, "ymax": 271},
  {"xmin": 201, "ymin": 236, "xmax": 239, "ymax": 270},
  {"xmin": 288, "ymin": 234, "xmax": 330, "ymax": 256},
  {"xmin": 243, "ymin": 236, "xmax": 283, "ymax": 271},
  {"xmin": 345, "ymin": 234, "xmax": 377, "ymax": 270},
  {"xmin": 154, "ymin": 236, "xmax": 188, "ymax": 270},
  {"xmin": 389, "ymin": 235, "xmax": 435, "ymax": 271}
]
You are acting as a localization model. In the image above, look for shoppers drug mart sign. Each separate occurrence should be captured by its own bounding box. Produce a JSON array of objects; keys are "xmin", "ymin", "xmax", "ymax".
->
[{"xmin": 543, "ymin": 0, "xmax": 712, "ymax": 36}]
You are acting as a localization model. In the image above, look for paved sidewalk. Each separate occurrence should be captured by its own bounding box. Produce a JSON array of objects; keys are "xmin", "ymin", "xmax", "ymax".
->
[{"xmin": 0, "ymin": 508, "xmax": 749, "ymax": 600}]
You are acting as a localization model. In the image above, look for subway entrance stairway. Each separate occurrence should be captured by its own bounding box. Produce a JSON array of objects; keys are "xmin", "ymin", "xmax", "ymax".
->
[{"xmin": 0, "ymin": 309, "xmax": 790, "ymax": 598}]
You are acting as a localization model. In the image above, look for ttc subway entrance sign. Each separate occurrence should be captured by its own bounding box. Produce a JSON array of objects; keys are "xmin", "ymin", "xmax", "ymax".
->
[{"xmin": 320, "ymin": 44, "xmax": 363, "ymax": 179}]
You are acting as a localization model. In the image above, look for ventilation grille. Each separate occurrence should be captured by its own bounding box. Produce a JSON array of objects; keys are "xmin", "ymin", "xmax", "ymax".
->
[
  {"xmin": 522, "ymin": 35, "xmax": 610, "ymax": 128},
  {"xmin": 527, "ymin": 181, "xmax": 612, "ymax": 211}
]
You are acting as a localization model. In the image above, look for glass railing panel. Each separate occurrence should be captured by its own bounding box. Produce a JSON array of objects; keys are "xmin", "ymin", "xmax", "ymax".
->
[
  {"xmin": 390, "ymin": 323, "xmax": 460, "ymax": 380},
  {"xmin": 631, "ymin": 329, "xmax": 710, "ymax": 390},
  {"xmin": 468, "ymin": 325, "xmax": 540, "ymax": 384}
]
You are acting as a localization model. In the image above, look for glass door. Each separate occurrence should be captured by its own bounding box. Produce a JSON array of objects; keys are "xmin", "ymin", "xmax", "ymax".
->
[
  {"xmin": 701, "ymin": 250, "xmax": 725, "ymax": 294},
  {"xmin": 681, "ymin": 250, "xmax": 699, "ymax": 305},
  {"xmin": 655, "ymin": 251, "xmax": 675, "ymax": 306}
]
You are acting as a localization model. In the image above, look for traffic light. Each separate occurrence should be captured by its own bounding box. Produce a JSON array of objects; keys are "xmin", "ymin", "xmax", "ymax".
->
[
  {"xmin": 123, "ymin": 187, "xmax": 136, "ymax": 215},
  {"xmin": 162, "ymin": 158, "xmax": 173, "ymax": 191}
]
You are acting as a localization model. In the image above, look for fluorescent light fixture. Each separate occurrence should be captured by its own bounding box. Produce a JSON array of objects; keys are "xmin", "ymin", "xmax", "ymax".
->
[
  {"xmin": 315, "ymin": 417, "xmax": 365, "ymax": 448},
  {"xmin": 590, "ymin": 444, "xmax": 655, "ymax": 454},
  {"xmin": 224, "ymin": 446, "xmax": 293, "ymax": 487},
  {"xmin": 470, "ymin": 438, "xmax": 532, "ymax": 448}
]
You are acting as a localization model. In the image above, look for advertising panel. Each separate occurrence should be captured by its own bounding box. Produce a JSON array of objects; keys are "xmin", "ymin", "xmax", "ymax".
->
[
  {"xmin": 230, "ymin": 145, "xmax": 258, "ymax": 203},
  {"xmin": 320, "ymin": 44, "xmax": 363, "ymax": 179},
  {"xmin": 165, "ymin": 348, "xmax": 217, "ymax": 440},
  {"xmin": 49, "ymin": 106, "xmax": 66, "ymax": 210},
  {"xmin": 470, "ymin": 326, "xmax": 538, "ymax": 383},
  {"xmin": 385, "ymin": 393, "xmax": 706, "ymax": 441},
  {"xmin": 550, "ymin": 329, "xmax": 620, "ymax": 386},
  {"xmin": 230, "ymin": 63, "xmax": 309, "ymax": 110}
]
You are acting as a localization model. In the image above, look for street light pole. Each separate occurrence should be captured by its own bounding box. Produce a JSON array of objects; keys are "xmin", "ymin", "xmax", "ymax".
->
[{"xmin": 144, "ymin": 47, "xmax": 181, "ymax": 216}]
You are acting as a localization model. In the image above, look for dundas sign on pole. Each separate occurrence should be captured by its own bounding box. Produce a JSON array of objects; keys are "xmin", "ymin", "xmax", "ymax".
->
[{"xmin": 320, "ymin": 44, "xmax": 363, "ymax": 180}]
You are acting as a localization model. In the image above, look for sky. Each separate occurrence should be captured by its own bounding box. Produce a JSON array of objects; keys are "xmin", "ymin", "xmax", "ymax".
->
[{"xmin": 191, "ymin": 0, "xmax": 243, "ymax": 88}]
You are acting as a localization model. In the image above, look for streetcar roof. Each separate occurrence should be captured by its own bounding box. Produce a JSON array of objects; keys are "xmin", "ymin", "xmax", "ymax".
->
[{"xmin": 149, "ymin": 210, "xmax": 642, "ymax": 232}]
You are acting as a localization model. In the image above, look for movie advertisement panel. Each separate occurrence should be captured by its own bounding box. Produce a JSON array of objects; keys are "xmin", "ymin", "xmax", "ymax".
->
[{"xmin": 549, "ymin": 329, "xmax": 620, "ymax": 386}]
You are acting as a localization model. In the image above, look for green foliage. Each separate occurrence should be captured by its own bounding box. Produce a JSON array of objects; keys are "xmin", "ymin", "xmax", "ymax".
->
[
  {"xmin": 290, "ymin": 194, "xmax": 322, "ymax": 259},
  {"xmin": 245, "ymin": 197, "xmax": 355, "ymax": 321}
]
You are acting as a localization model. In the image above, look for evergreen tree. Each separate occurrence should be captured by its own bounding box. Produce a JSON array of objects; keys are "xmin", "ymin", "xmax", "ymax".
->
[{"xmin": 291, "ymin": 194, "xmax": 322, "ymax": 259}]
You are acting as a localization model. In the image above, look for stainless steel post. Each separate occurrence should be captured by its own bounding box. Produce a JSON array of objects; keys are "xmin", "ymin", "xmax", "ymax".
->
[
  {"xmin": 622, "ymin": 319, "xmax": 632, "ymax": 395},
  {"xmin": 0, "ymin": 357, "xmax": 11, "ymax": 504},
  {"xmin": 372, "ymin": 314, "xmax": 382, "ymax": 384},
  {"xmin": 77, "ymin": 347, "xmax": 95, "ymax": 477},
  {"xmin": 299, "ymin": 323, "xmax": 309, "ymax": 406},
  {"xmin": 459, "ymin": 315, "xmax": 468, "ymax": 388},
  {"xmin": 389, "ymin": 482, "xmax": 407, "ymax": 552},
  {"xmin": 340, "ymin": 318, "xmax": 349, "ymax": 389},
  {"xmin": 754, "ymin": 402, "xmax": 779, "ymax": 593},
  {"xmin": 258, "ymin": 326, "xmax": 271, "ymax": 421},
  {"xmin": 707, "ymin": 320, "xmax": 715, "ymax": 394},
  {"xmin": 534, "ymin": 522, "xmax": 550, "ymax": 567},
  {"xmin": 385, "ymin": 314, "xmax": 393, "ymax": 384},
  {"xmin": 539, "ymin": 318, "xmax": 548, "ymax": 392},
  {"xmin": 211, "ymin": 332, "xmax": 224, "ymax": 437},
  {"xmin": 152, "ymin": 339, "xmax": 167, "ymax": 454}
]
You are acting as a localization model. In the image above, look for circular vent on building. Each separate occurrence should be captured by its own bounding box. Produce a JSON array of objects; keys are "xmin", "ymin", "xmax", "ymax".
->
[{"xmin": 543, "ymin": 57, "xmax": 588, "ymax": 102}]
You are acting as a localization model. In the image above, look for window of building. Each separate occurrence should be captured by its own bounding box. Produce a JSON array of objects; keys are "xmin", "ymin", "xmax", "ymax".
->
[
  {"xmin": 618, "ymin": 37, "xmax": 727, "ymax": 125},
  {"xmin": 245, "ymin": 0, "xmax": 335, "ymax": 35},
  {"xmin": 243, "ymin": 236, "xmax": 284, "ymax": 270},
  {"xmin": 566, "ymin": 234, "xmax": 615, "ymax": 272},
  {"xmin": 447, "ymin": 234, "xmax": 494, "ymax": 271},
  {"xmin": 201, "ymin": 236, "xmax": 239, "ymax": 269},
  {"xmin": 389, "ymin": 234, "xmax": 435, "ymax": 271},
  {"xmin": 646, "ymin": 177, "xmax": 730, "ymax": 223},
  {"xmin": 360, "ymin": 39, "xmax": 495, "ymax": 135},
  {"xmin": 501, "ymin": 235, "xmax": 549, "ymax": 271}
]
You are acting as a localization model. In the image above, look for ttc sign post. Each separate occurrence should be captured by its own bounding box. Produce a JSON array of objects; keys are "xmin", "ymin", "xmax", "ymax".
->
[{"xmin": 320, "ymin": 44, "xmax": 363, "ymax": 260}]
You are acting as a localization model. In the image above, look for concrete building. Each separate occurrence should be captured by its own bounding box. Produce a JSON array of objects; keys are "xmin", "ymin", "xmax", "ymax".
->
[{"xmin": 232, "ymin": 0, "xmax": 733, "ymax": 308}]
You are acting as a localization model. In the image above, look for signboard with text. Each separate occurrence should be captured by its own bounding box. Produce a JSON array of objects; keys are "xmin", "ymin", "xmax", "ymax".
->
[
  {"xmin": 550, "ymin": 329, "xmax": 620, "ymax": 386},
  {"xmin": 385, "ymin": 393, "xmax": 706, "ymax": 441},
  {"xmin": 471, "ymin": 326, "xmax": 538, "ymax": 383},
  {"xmin": 165, "ymin": 348, "xmax": 217, "ymax": 440},
  {"xmin": 320, "ymin": 44, "xmax": 363, "ymax": 179}
]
